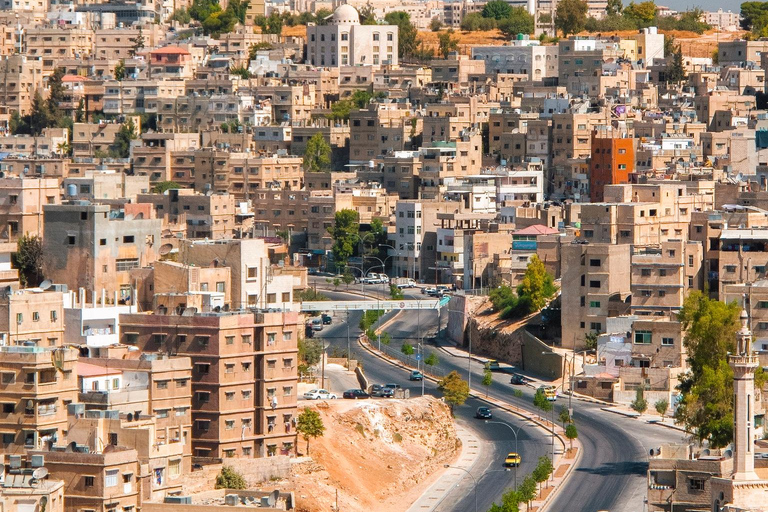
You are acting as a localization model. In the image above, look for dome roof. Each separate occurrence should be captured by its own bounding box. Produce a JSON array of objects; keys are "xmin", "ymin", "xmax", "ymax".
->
[{"xmin": 331, "ymin": 4, "xmax": 360, "ymax": 25}]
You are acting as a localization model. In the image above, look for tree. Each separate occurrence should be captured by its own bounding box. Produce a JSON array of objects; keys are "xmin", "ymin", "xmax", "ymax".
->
[
  {"xmin": 533, "ymin": 388, "xmax": 553, "ymax": 413},
  {"xmin": 532, "ymin": 456, "xmax": 554, "ymax": 491},
  {"xmin": 437, "ymin": 29, "xmax": 459, "ymax": 58},
  {"xmin": 489, "ymin": 487, "xmax": 522, "ymax": 512},
  {"xmin": 516, "ymin": 255, "xmax": 556, "ymax": 314},
  {"xmin": 229, "ymin": 64, "xmax": 252, "ymax": 79},
  {"xmin": 424, "ymin": 352, "xmax": 438, "ymax": 366},
  {"xmin": 565, "ymin": 423, "xmax": 578, "ymax": 450},
  {"xmin": 315, "ymin": 8, "xmax": 333, "ymax": 24},
  {"xmin": 328, "ymin": 209, "xmax": 359, "ymax": 267},
  {"xmin": 518, "ymin": 475, "xmax": 537, "ymax": 509},
  {"xmin": 401, "ymin": 342, "xmax": 415, "ymax": 355},
  {"xmin": 554, "ymin": 0, "xmax": 588, "ymax": 36},
  {"xmin": 358, "ymin": 5, "xmax": 377, "ymax": 25},
  {"xmin": 114, "ymin": 59, "xmax": 126, "ymax": 81},
  {"xmin": 46, "ymin": 67, "xmax": 66, "ymax": 124},
  {"xmin": 29, "ymin": 91, "xmax": 52, "ymax": 136},
  {"xmin": 189, "ymin": 0, "xmax": 221, "ymax": 22},
  {"xmin": 298, "ymin": 337, "xmax": 322, "ymax": 366},
  {"xmin": 227, "ymin": 0, "xmax": 250, "ymax": 24},
  {"xmin": 482, "ymin": 368, "xmax": 493, "ymax": 397},
  {"xmin": 438, "ymin": 370, "xmax": 470, "ymax": 412},
  {"xmin": 630, "ymin": 386, "xmax": 648, "ymax": 414},
  {"xmin": 112, "ymin": 119, "xmax": 137, "ymax": 158},
  {"xmin": 128, "ymin": 27, "xmax": 145, "ymax": 57},
  {"xmin": 482, "ymin": 0, "xmax": 512, "ymax": 20},
  {"xmin": 169, "ymin": 8, "xmax": 192, "ymax": 24},
  {"xmin": 584, "ymin": 331, "xmax": 598, "ymax": 351},
  {"xmin": 497, "ymin": 8, "xmax": 535, "ymax": 37},
  {"xmin": 623, "ymin": 1, "xmax": 657, "ymax": 25},
  {"xmin": 606, "ymin": 0, "xmax": 623, "ymax": 16},
  {"xmin": 674, "ymin": 291, "xmax": 745, "ymax": 448},
  {"xmin": 259, "ymin": 11, "xmax": 282, "ymax": 34},
  {"xmin": 342, "ymin": 269, "xmax": 355, "ymax": 288},
  {"xmin": 303, "ymin": 132, "xmax": 331, "ymax": 172},
  {"xmin": 384, "ymin": 12, "xmax": 417, "ymax": 59},
  {"xmin": 558, "ymin": 406, "xmax": 571, "ymax": 428},
  {"xmin": 215, "ymin": 466, "xmax": 247, "ymax": 489},
  {"xmin": 655, "ymin": 399, "xmax": 669, "ymax": 417},
  {"xmin": 390, "ymin": 284, "xmax": 404, "ymax": 299},
  {"xmin": 665, "ymin": 40, "xmax": 686, "ymax": 85},
  {"xmin": 430, "ymin": 18, "xmax": 443, "ymax": 31},
  {"xmin": 296, "ymin": 407, "xmax": 325, "ymax": 454},
  {"xmin": 13, "ymin": 234, "xmax": 43, "ymax": 288}
]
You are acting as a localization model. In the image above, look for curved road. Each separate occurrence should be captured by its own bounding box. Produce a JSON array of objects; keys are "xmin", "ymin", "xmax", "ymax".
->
[{"xmin": 309, "ymin": 283, "xmax": 685, "ymax": 512}]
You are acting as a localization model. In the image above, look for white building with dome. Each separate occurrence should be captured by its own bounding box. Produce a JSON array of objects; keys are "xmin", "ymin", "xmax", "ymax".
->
[{"xmin": 306, "ymin": 5, "xmax": 399, "ymax": 67}]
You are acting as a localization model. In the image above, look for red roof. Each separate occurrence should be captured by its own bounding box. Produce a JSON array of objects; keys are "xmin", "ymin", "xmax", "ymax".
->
[
  {"xmin": 150, "ymin": 46, "xmax": 190, "ymax": 55},
  {"xmin": 77, "ymin": 361, "xmax": 122, "ymax": 378},
  {"xmin": 62, "ymin": 75, "xmax": 85, "ymax": 82},
  {"xmin": 513, "ymin": 224, "xmax": 559, "ymax": 236}
]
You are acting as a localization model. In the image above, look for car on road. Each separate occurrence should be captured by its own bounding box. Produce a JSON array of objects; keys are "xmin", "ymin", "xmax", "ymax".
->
[
  {"xmin": 343, "ymin": 389, "xmax": 370, "ymax": 399},
  {"xmin": 504, "ymin": 452, "xmax": 521, "ymax": 467},
  {"xmin": 436, "ymin": 286, "xmax": 450, "ymax": 295},
  {"xmin": 475, "ymin": 407, "xmax": 492, "ymax": 419},
  {"xmin": 322, "ymin": 313, "xmax": 332, "ymax": 325},
  {"xmin": 485, "ymin": 360, "xmax": 500, "ymax": 371},
  {"xmin": 409, "ymin": 370, "xmax": 423, "ymax": 381},
  {"xmin": 383, "ymin": 383, "xmax": 401, "ymax": 391},
  {"xmin": 377, "ymin": 387, "xmax": 394, "ymax": 398},
  {"xmin": 510, "ymin": 374, "xmax": 525, "ymax": 385},
  {"xmin": 303, "ymin": 389, "xmax": 337, "ymax": 400},
  {"xmin": 422, "ymin": 287, "xmax": 437, "ymax": 296},
  {"xmin": 539, "ymin": 385, "xmax": 558, "ymax": 401},
  {"xmin": 395, "ymin": 278, "xmax": 416, "ymax": 289},
  {"xmin": 369, "ymin": 384, "xmax": 383, "ymax": 396},
  {"xmin": 310, "ymin": 318, "xmax": 324, "ymax": 331}
]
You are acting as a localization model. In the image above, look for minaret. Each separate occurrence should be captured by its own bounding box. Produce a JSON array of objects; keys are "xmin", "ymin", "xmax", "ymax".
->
[{"xmin": 730, "ymin": 309, "xmax": 759, "ymax": 481}]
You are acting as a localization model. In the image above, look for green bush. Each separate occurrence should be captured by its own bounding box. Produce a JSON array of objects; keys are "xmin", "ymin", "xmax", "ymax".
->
[{"xmin": 215, "ymin": 466, "xmax": 247, "ymax": 489}]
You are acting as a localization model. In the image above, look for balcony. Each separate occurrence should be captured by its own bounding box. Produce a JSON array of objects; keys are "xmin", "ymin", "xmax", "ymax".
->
[{"xmin": 79, "ymin": 387, "xmax": 149, "ymax": 406}]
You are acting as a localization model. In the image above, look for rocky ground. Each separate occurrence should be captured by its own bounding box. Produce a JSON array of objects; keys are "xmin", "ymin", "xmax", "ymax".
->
[{"xmin": 290, "ymin": 396, "xmax": 460, "ymax": 512}]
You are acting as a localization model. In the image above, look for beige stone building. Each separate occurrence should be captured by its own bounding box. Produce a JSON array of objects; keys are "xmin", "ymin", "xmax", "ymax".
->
[
  {"xmin": 349, "ymin": 102, "xmax": 421, "ymax": 163},
  {"xmin": 0, "ymin": 175, "xmax": 59, "ymax": 241},
  {"xmin": 0, "ymin": 55, "xmax": 43, "ymax": 115},
  {"xmin": 25, "ymin": 27, "xmax": 94, "ymax": 71},
  {"xmin": 138, "ymin": 189, "xmax": 240, "ymax": 240}
]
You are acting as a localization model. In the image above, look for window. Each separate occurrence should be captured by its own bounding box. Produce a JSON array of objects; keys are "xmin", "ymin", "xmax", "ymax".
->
[
  {"xmin": 634, "ymin": 331, "xmax": 652, "ymax": 344},
  {"xmin": 156, "ymin": 380, "xmax": 168, "ymax": 389},
  {"xmin": 1, "ymin": 372, "xmax": 15, "ymax": 385},
  {"xmin": 50, "ymin": 310, "xmax": 58, "ymax": 322},
  {"xmin": 242, "ymin": 389, "xmax": 251, "ymax": 399},
  {"xmin": 589, "ymin": 322, "xmax": 602, "ymax": 331},
  {"xmin": 84, "ymin": 476, "xmax": 95, "ymax": 487},
  {"xmin": 267, "ymin": 359, "xmax": 276, "ymax": 369},
  {"xmin": 283, "ymin": 331, "xmax": 292, "ymax": 341},
  {"xmin": 589, "ymin": 280, "xmax": 600, "ymax": 288},
  {"xmin": 589, "ymin": 301, "xmax": 600, "ymax": 308},
  {"xmin": 242, "ymin": 335, "xmax": 251, "ymax": 345},
  {"xmin": 225, "ymin": 420, "xmax": 235, "ymax": 429},
  {"xmin": 242, "ymin": 362, "xmax": 251, "ymax": 372},
  {"xmin": 283, "ymin": 386, "xmax": 293, "ymax": 397},
  {"xmin": 32, "ymin": 312, "xmax": 39, "ymax": 322},
  {"xmin": 641, "ymin": 269, "xmax": 651, "ymax": 277},
  {"xmin": 689, "ymin": 478, "xmax": 706, "ymax": 491},
  {"xmin": 589, "ymin": 259, "xmax": 600, "ymax": 267},
  {"xmin": 267, "ymin": 332, "xmax": 276, "ymax": 345},
  {"xmin": 122, "ymin": 236, "xmax": 134, "ymax": 243},
  {"xmin": 176, "ymin": 378, "xmax": 188, "ymax": 388},
  {"xmin": 661, "ymin": 337, "xmax": 674, "ymax": 346},
  {"xmin": 247, "ymin": 267, "xmax": 258, "ymax": 280},
  {"xmin": 196, "ymin": 392, "xmax": 210, "ymax": 402},
  {"xmin": 169, "ymin": 459, "xmax": 181, "ymax": 478},
  {"xmin": 67, "ymin": 236, "xmax": 75, "ymax": 245},
  {"xmin": 105, "ymin": 469, "xmax": 118, "ymax": 488},
  {"xmin": 225, "ymin": 336, "xmax": 235, "ymax": 345},
  {"xmin": 225, "ymin": 364, "xmax": 235, "ymax": 374},
  {"xmin": 659, "ymin": 269, "xmax": 667, "ymax": 277},
  {"xmin": 116, "ymin": 258, "xmax": 139, "ymax": 271},
  {"xmin": 156, "ymin": 409, "xmax": 169, "ymax": 418}
]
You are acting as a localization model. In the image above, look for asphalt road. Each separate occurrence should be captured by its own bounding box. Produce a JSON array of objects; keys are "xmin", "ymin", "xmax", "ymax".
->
[{"xmin": 308, "ymin": 285, "xmax": 686, "ymax": 512}]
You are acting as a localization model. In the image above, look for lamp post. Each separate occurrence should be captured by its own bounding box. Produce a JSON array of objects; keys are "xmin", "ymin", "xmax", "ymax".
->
[
  {"xmin": 542, "ymin": 351, "xmax": 575, "ymax": 420},
  {"xmin": 485, "ymin": 420, "xmax": 521, "ymax": 490},
  {"xmin": 443, "ymin": 465, "xmax": 477, "ymax": 512}
]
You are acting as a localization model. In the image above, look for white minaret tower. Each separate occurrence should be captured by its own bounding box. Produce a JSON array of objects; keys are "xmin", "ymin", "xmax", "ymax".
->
[
  {"xmin": 730, "ymin": 309, "xmax": 759, "ymax": 481},
  {"xmin": 527, "ymin": 0, "xmax": 535, "ymax": 16}
]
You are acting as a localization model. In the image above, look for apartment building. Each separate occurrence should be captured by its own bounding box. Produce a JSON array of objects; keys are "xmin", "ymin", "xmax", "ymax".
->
[
  {"xmin": 42, "ymin": 203, "xmax": 162, "ymax": 304},
  {"xmin": 24, "ymin": 27, "xmax": 93, "ymax": 71},
  {"xmin": 132, "ymin": 132, "xmax": 200, "ymax": 183},
  {"xmin": 630, "ymin": 240, "xmax": 703, "ymax": 317},
  {"xmin": 560, "ymin": 242, "xmax": 632, "ymax": 350},
  {"xmin": 0, "ymin": 55, "xmax": 43, "ymax": 115},
  {"xmin": 120, "ymin": 309, "xmax": 301, "ymax": 459},
  {"xmin": 589, "ymin": 130, "xmax": 635, "ymax": 202},
  {"xmin": 0, "ymin": 473, "xmax": 65, "ymax": 512},
  {"xmin": 102, "ymin": 79, "xmax": 187, "ymax": 117},
  {"xmin": 717, "ymin": 39, "xmax": 768, "ymax": 67},
  {"xmin": 471, "ymin": 42, "xmax": 559, "ymax": 82},
  {"xmin": 0, "ymin": 345, "xmax": 78, "ymax": 455},
  {"xmin": 62, "ymin": 169, "xmax": 150, "ymax": 202},
  {"xmin": 0, "ymin": 127, "xmax": 69, "ymax": 158},
  {"xmin": 152, "ymin": 259, "xmax": 231, "ymax": 307},
  {"xmin": 558, "ymin": 38, "xmax": 624, "ymax": 97},
  {"xmin": 435, "ymin": 211, "xmax": 498, "ymax": 286},
  {"xmin": 71, "ymin": 121, "xmax": 127, "ymax": 159},
  {"xmin": 349, "ymin": 103, "xmax": 421, "ymax": 163},
  {"xmin": 717, "ymin": 227, "xmax": 768, "ymax": 298},
  {"xmin": 137, "ymin": 189, "xmax": 240, "ymax": 240},
  {"xmin": 193, "ymin": 150, "xmax": 304, "ymax": 200},
  {"xmin": 0, "ymin": 175, "xmax": 59, "ymax": 241},
  {"xmin": 0, "ymin": 288, "xmax": 66, "ymax": 347},
  {"xmin": 148, "ymin": 46, "xmax": 195, "ymax": 79}
]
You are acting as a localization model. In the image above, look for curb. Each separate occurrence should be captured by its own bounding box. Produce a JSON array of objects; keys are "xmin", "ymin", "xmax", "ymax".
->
[{"xmin": 357, "ymin": 335, "xmax": 578, "ymax": 511}]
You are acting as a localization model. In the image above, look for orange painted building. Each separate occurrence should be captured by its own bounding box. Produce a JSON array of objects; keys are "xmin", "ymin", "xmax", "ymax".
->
[{"xmin": 589, "ymin": 131, "xmax": 635, "ymax": 202}]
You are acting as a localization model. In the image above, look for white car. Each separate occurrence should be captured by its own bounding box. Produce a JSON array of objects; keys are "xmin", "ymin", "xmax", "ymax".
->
[{"xmin": 303, "ymin": 389, "xmax": 337, "ymax": 400}]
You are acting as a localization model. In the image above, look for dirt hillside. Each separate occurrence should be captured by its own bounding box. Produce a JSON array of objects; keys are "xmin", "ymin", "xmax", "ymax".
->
[{"xmin": 292, "ymin": 396, "xmax": 460, "ymax": 512}]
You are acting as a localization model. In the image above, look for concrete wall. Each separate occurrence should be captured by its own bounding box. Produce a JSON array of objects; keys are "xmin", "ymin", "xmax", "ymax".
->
[{"xmin": 521, "ymin": 330, "xmax": 563, "ymax": 380}]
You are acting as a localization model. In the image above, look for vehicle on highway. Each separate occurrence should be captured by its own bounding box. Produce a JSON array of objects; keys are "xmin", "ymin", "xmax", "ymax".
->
[
  {"xmin": 376, "ymin": 273, "xmax": 390, "ymax": 284},
  {"xmin": 504, "ymin": 452, "xmax": 521, "ymax": 467},
  {"xmin": 475, "ymin": 407, "xmax": 492, "ymax": 419},
  {"xmin": 539, "ymin": 385, "xmax": 558, "ymax": 401},
  {"xmin": 377, "ymin": 387, "xmax": 394, "ymax": 398},
  {"xmin": 361, "ymin": 275, "xmax": 380, "ymax": 284},
  {"xmin": 369, "ymin": 384, "xmax": 383, "ymax": 395},
  {"xmin": 436, "ymin": 286, "xmax": 450, "ymax": 295},
  {"xmin": 394, "ymin": 278, "xmax": 416, "ymax": 289},
  {"xmin": 343, "ymin": 389, "xmax": 370, "ymax": 399},
  {"xmin": 409, "ymin": 370, "xmax": 423, "ymax": 381},
  {"xmin": 303, "ymin": 389, "xmax": 337, "ymax": 400},
  {"xmin": 310, "ymin": 318, "xmax": 324, "ymax": 331},
  {"xmin": 486, "ymin": 360, "xmax": 500, "ymax": 371},
  {"xmin": 510, "ymin": 374, "xmax": 525, "ymax": 385},
  {"xmin": 422, "ymin": 287, "xmax": 437, "ymax": 296},
  {"xmin": 383, "ymin": 383, "xmax": 401, "ymax": 391},
  {"xmin": 322, "ymin": 313, "xmax": 332, "ymax": 325}
]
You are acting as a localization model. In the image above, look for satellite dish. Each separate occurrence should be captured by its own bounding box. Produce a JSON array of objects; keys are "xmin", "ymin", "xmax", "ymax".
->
[
  {"xmin": 32, "ymin": 467, "xmax": 48, "ymax": 480},
  {"xmin": 723, "ymin": 449, "xmax": 733, "ymax": 459},
  {"xmin": 39, "ymin": 280, "xmax": 52, "ymax": 291},
  {"xmin": 159, "ymin": 244, "xmax": 173, "ymax": 255},
  {"xmin": 267, "ymin": 490, "xmax": 279, "ymax": 506}
]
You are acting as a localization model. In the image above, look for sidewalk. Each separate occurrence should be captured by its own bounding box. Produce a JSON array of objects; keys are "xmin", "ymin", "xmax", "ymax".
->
[{"xmin": 406, "ymin": 424, "xmax": 485, "ymax": 512}]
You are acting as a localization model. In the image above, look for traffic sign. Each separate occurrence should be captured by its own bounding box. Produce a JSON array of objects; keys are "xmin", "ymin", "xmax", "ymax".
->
[{"xmin": 415, "ymin": 354, "xmax": 422, "ymax": 361}]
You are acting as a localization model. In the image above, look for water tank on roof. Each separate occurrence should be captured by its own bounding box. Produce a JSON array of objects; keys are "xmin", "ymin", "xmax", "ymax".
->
[{"xmin": 66, "ymin": 184, "xmax": 77, "ymax": 197}]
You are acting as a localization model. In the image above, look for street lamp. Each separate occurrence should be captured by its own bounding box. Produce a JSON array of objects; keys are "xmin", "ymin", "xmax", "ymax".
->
[
  {"xmin": 443, "ymin": 465, "xmax": 477, "ymax": 512},
  {"xmin": 541, "ymin": 351, "xmax": 575, "ymax": 420},
  {"xmin": 485, "ymin": 420, "xmax": 521, "ymax": 490}
]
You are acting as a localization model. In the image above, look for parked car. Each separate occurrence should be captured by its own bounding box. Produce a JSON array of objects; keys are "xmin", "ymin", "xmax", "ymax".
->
[
  {"xmin": 377, "ymin": 387, "xmax": 394, "ymax": 398},
  {"xmin": 394, "ymin": 278, "xmax": 416, "ymax": 289},
  {"xmin": 423, "ymin": 287, "xmax": 437, "ymax": 296},
  {"xmin": 343, "ymin": 389, "xmax": 370, "ymax": 399},
  {"xmin": 436, "ymin": 286, "xmax": 450, "ymax": 295},
  {"xmin": 510, "ymin": 374, "xmax": 525, "ymax": 385},
  {"xmin": 475, "ymin": 407, "xmax": 492, "ymax": 419},
  {"xmin": 310, "ymin": 318, "xmax": 324, "ymax": 331},
  {"xmin": 409, "ymin": 370, "xmax": 423, "ymax": 381},
  {"xmin": 504, "ymin": 452, "xmax": 521, "ymax": 467},
  {"xmin": 383, "ymin": 383, "xmax": 401, "ymax": 390},
  {"xmin": 538, "ymin": 385, "xmax": 558, "ymax": 401},
  {"xmin": 303, "ymin": 389, "xmax": 337, "ymax": 400},
  {"xmin": 369, "ymin": 384, "xmax": 383, "ymax": 396},
  {"xmin": 322, "ymin": 313, "xmax": 332, "ymax": 325}
]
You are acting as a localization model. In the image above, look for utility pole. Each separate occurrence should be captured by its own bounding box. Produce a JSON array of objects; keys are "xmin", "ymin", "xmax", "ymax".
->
[{"xmin": 346, "ymin": 309, "xmax": 350, "ymax": 370}]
